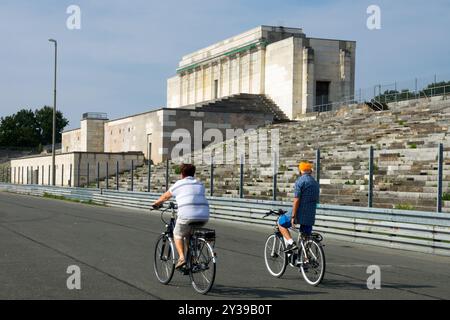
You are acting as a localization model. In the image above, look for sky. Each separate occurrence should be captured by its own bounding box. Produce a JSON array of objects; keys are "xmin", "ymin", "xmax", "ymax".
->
[{"xmin": 0, "ymin": 0, "xmax": 449, "ymax": 129}]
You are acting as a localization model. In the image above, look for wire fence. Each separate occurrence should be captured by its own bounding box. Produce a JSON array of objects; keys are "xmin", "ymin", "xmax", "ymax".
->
[
  {"xmin": 313, "ymin": 73, "xmax": 450, "ymax": 112},
  {"xmin": 2, "ymin": 143, "xmax": 449, "ymax": 213}
]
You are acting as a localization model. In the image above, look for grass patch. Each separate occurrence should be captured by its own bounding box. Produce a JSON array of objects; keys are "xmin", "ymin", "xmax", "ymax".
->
[
  {"xmin": 43, "ymin": 192, "xmax": 104, "ymax": 206},
  {"xmin": 442, "ymin": 193, "xmax": 450, "ymax": 201},
  {"xmin": 408, "ymin": 143, "xmax": 417, "ymax": 149},
  {"xmin": 394, "ymin": 203, "xmax": 415, "ymax": 210}
]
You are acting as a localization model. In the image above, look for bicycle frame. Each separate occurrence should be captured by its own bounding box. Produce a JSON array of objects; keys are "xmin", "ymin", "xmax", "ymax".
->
[{"xmin": 266, "ymin": 210, "xmax": 321, "ymax": 267}]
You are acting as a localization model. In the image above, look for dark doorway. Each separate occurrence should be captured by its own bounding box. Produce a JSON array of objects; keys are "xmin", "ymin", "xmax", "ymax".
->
[
  {"xmin": 214, "ymin": 80, "xmax": 219, "ymax": 99},
  {"xmin": 316, "ymin": 81, "xmax": 330, "ymax": 106}
]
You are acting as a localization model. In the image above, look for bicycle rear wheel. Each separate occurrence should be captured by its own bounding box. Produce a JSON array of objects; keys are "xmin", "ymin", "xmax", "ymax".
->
[
  {"xmin": 264, "ymin": 234, "xmax": 287, "ymax": 277},
  {"xmin": 300, "ymin": 239, "xmax": 325, "ymax": 286},
  {"xmin": 189, "ymin": 238, "xmax": 216, "ymax": 294},
  {"xmin": 153, "ymin": 234, "xmax": 176, "ymax": 284}
]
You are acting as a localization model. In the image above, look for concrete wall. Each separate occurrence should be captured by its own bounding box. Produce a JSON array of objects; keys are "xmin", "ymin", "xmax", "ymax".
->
[
  {"xmin": 82, "ymin": 119, "xmax": 107, "ymax": 152},
  {"xmin": 104, "ymin": 111, "xmax": 164, "ymax": 165},
  {"xmin": 162, "ymin": 109, "xmax": 273, "ymax": 163},
  {"xmin": 264, "ymin": 37, "xmax": 296, "ymax": 119},
  {"xmin": 62, "ymin": 128, "xmax": 82, "ymax": 153},
  {"xmin": 308, "ymin": 38, "xmax": 356, "ymax": 107},
  {"xmin": 10, "ymin": 152, "xmax": 144, "ymax": 187},
  {"xmin": 10, "ymin": 153, "xmax": 75, "ymax": 186}
]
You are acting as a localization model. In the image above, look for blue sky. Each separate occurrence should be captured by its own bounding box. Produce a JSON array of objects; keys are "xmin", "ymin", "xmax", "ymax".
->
[{"xmin": 1, "ymin": 0, "xmax": 449, "ymax": 129}]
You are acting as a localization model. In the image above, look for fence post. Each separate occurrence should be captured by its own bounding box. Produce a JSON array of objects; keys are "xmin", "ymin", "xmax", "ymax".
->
[
  {"xmin": 131, "ymin": 160, "xmax": 134, "ymax": 192},
  {"xmin": 147, "ymin": 159, "xmax": 151, "ymax": 192},
  {"xmin": 97, "ymin": 162, "xmax": 100, "ymax": 189},
  {"xmin": 437, "ymin": 143, "xmax": 444, "ymax": 213},
  {"xmin": 87, "ymin": 163, "xmax": 90, "ymax": 188},
  {"xmin": 315, "ymin": 148, "xmax": 321, "ymax": 184},
  {"xmin": 368, "ymin": 146, "xmax": 374, "ymax": 208},
  {"xmin": 147, "ymin": 143, "xmax": 152, "ymax": 193},
  {"xmin": 106, "ymin": 162, "xmax": 109, "ymax": 190},
  {"xmin": 165, "ymin": 158, "xmax": 169, "ymax": 192},
  {"xmin": 61, "ymin": 164, "xmax": 64, "ymax": 187},
  {"xmin": 273, "ymin": 152, "xmax": 277, "ymax": 201},
  {"xmin": 30, "ymin": 166, "xmax": 33, "ymax": 185},
  {"xmin": 240, "ymin": 154, "xmax": 244, "ymax": 199},
  {"xmin": 77, "ymin": 161, "xmax": 80, "ymax": 187},
  {"xmin": 210, "ymin": 158, "xmax": 214, "ymax": 196},
  {"xmin": 69, "ymin": 164, "xmax": 72, "ymax": 187},
  {"xmin": 116, "ymin": 161, "xmax": 119, "ymax": 191}
]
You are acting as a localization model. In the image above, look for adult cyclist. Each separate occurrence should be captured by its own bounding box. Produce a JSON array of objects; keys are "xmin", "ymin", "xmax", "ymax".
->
[
  {"xmin": 152, "ymin": 163, "xmax": 210, "ymax": 269},
  {"xmin": 278, "ymin": 162, "xmax": 320, "ymax": 252}
]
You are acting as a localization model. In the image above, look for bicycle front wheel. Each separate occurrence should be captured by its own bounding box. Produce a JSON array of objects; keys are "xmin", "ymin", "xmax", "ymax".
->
[
  {"xmin": 264, "ymin": 234, "xmax": 287, "ymax": 277},
  {"xmin": 189, "ymin": 238, "xmax": 216, "ymax": 294},
  {"xmin": 153, "ymin": 234, "xmax": 176, "ymax": 285},
  {"xmin": 300, "ymin": 239, "xmax": 325, "ymax": 286}
]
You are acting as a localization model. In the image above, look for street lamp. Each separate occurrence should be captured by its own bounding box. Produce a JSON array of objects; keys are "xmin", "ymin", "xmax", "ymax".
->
[{"xmin": 48, "ymin": 39, "xmax": 57, "ymax": 186}]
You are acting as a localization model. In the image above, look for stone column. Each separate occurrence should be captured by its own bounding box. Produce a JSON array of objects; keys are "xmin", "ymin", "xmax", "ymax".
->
[
  {"xmin": 186, "ymin": 71, "xmax": 191, "ymax": 105},
  {"xmin": 210, "ymin": 63, "xmax": 214, "ymax": 100},
  {"xmin": 218, "ymin": 59, "xmax": 222, "ymax": 98},
  {"xmin": 340, "ymin": 49, "xmax": 352, "ymax": 100},
  {"xmin": 179, "ymin": 73, "xmax": 183, "ymax": 107},
  {"xmin": 201, "ymin": 66, "xmax": 205, "ymax": 102},
  {"xmin": 194, "ymin": 68, "xmax": 198, "ymax": 103},
  {"xmin": 248, "ymin": 50, "xmax": 253, "ymax": 93},
  {"xmin": 301, "ymin": 47, "xmax": 315, "ymax": 114},
  {"xmin": 228, "ymin": 57, "xmax": 232, "ymax": 95},
  {"xmin": 237, "ymin": 54, "xmax": 242, "ymax": 93},
  {"xmin": 259, "ymin": 46, "xmax": 266, "ymax": 94}
]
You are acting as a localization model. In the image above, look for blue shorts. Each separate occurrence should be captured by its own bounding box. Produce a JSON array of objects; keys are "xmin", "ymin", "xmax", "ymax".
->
[{"xmin": 278, "ymin": 212, "xmax": 313, "ymax": 235}]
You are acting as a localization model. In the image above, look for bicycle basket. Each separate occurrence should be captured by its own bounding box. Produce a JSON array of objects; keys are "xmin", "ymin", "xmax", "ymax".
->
[{"xmin": 193, "ymin": 228, "xmax": 216, "ymax": 240}]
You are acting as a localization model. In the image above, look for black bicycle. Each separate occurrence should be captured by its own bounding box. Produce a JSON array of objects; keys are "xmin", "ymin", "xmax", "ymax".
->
[
  {"xmin": 152, "ymin": 202, "xmax": 216, "ymax": 294},
  {"xmin": 263, "ymin": 209, "xmax": 326, "ymax": 286}
]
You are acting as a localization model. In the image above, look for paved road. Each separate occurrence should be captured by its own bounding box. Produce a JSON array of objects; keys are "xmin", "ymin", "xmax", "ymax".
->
[{"xmin": 0, "ymin": 192, "xmax": 449, "ymax": 300}]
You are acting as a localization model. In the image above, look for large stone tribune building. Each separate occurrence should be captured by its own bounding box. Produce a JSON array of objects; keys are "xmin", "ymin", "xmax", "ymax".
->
[
  {"xmin": 9, "ymin": 25, "xmax": 356, "ymax": 186},
  {"xmin": 168, "ymin": 25, "xmax": 356, "ymax": 118}
]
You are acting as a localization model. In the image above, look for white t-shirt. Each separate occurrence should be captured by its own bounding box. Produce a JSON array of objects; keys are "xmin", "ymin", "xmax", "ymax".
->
[{"xmin": 168, "ymin": 176, "xmax": 210, "ymax": 221}]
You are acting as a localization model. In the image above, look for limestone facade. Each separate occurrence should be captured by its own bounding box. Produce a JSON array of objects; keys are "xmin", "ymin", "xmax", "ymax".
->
[
  {"xmin": 10, "ymin": 152, "xmax": 144, "ymax": 187},
  {"xmin": 62, "ymin": 108, "xmax": 272, "ymax": 165},
  {"xmin": 167, "ymin": 26, "xmax": 356, "ymax": 119}
]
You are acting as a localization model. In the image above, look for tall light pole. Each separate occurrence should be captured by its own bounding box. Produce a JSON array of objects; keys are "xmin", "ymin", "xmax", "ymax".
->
[{"xmin": 49, "ymin": 39, "xmax": 57, "ymax": 186}]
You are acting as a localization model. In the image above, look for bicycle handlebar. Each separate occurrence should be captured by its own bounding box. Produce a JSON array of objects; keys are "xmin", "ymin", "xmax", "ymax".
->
[
  {"xmin": 263, "ymin": 209, "xmax": 287, "ymax": 218},
  {"xmin": 150, "ymin": 201, "xmax": 177, "ymax": 225}
]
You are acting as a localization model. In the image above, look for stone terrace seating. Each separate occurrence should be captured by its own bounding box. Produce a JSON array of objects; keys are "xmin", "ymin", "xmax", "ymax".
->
[{"xmin": 99, "ymin": 97, "xmax": 450, "ymax": 212}]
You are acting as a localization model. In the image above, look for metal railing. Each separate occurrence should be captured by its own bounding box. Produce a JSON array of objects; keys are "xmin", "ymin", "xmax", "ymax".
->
[
  {"xmin": 1, "ymin": 183, "xmax": 449, "ymax": 256},
  {"xmin": 311, "ymin": 75, "xmax": 450, "ymax": 113},
  {"xmin": 3, "ymin": 143, "xmax": 449, "ymax": 213}
]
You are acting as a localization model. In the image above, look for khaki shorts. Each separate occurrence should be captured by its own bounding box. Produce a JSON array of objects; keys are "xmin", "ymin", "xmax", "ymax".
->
[{"xmin": 173, "ymin": 219, "xmax": 207, "ymax": 240}]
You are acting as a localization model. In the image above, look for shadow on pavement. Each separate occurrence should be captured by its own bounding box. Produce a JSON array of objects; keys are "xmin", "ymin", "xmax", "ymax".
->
[{"xmin": 208, "ymin": 284, "xmax": 325, "ymax": 299}]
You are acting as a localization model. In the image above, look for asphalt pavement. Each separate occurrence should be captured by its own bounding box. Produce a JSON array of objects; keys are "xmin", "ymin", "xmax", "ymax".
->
[{"xmin": 0, "ymin": 191, "xmax": 449, "ymax": 300}]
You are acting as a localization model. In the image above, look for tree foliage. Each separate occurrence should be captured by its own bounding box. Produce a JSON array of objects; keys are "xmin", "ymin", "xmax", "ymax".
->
[{"xmin": 0, "ymin": 106, "xmax": 69, "ymax": 148}]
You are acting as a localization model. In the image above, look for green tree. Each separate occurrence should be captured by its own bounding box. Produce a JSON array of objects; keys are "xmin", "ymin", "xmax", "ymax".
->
[
  {"xmin": 0, "ymin": 106, "xmax": 69, "ymax": 148},
  {"xmin": 35, "ymin": 106, "xmax": 69, "ymax": 145}
]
